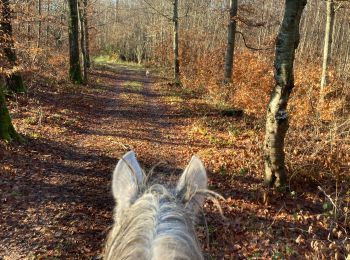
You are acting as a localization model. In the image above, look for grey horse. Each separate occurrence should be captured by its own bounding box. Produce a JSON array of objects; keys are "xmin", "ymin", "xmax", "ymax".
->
[{"xmin": 104, "ymin": 151, "xmax": 208, "ymax": 260}]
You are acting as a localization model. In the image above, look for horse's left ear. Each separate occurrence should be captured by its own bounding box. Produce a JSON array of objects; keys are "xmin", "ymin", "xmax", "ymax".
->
[
  {"xmin": 112, "ymin": 151, "xmax": 143, "ymax": 211},
  {"xmin": 176, "ymin": 155, "xmax": 207, "ymax": 213}
]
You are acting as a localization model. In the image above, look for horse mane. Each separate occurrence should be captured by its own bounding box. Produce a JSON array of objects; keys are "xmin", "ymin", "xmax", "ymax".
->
[{"xmin": 104, "ymin": 183, "xmax": 204, "ymax": 260}]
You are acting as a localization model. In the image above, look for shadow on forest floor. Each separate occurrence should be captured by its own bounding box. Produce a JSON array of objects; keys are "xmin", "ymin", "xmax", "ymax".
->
[{"xmin": 0, "ymin": 62, "xmax": 345, "ymax": 259}]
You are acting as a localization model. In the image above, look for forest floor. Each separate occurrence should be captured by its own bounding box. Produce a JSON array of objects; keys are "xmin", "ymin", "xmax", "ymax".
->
[{"xmin": 0, "ymin": 61, "xmax": 348, "ymax": 259}]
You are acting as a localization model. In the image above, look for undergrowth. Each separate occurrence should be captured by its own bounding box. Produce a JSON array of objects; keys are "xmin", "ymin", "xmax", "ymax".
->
[
  {"xmin": 157, "ymin": 49, "xmax": 350, "ymax": 259},
  {"xmin": 177, "ymin": 49, "xmax": 349, "ymax": 186}
]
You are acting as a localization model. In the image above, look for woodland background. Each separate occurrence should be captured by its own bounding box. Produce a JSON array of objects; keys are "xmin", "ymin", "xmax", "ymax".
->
[
  {"xmin": 0, "ymin": 0, "xmax": 349, "ymax": 258},
  {"xmin": 4, "ymin": 0, "xmax": 348, "ymax": 185}
]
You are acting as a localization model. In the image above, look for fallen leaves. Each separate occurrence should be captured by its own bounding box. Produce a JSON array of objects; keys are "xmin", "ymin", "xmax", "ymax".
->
[{"xmin": 1, "ymin": 63, "xmax": 349, "ymax": 259}]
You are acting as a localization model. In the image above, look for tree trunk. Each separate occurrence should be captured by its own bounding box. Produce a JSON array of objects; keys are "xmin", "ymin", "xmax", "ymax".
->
[
  {"xmin": 173, "ymin": 0, "xmax": 180, "ymax": 84},
  {"xmin": 46, "ymin": 0, "xmax": 50, "ymax": 46},
  {"xmin": 224, "ymin": 0, "xmax": 238, "ymax": 83},
  {"xmin": 67, "ymin": 0, "xmax": 82, "ymax": 84},
  {"xmin": 114, "ymin": 0, "xmax": 118, "ymax": 24},
  {"xmin": 26, "ymin": 0, "xmax": 31, "ymax": 43},
  {"xmin": 264, "ymin": 0, "xmax": 307, "ymax": 188},
  {"xmin": 319, "ymin": 0, "xmax": 335, "ymax": 105},
  {"xmin": 83, "ymin": 0, "xmax": 90, "ymax": 68},
  {"xmin": 37, "ymin": 0, "xmax": 41, "ymax": 48},
  {"xmin": 56, "ymin": 1, "xmax": 66, "ymax": 48},
  {"xmin": 0, "ymin": 84, "xmax": 20, "ymax": 142},
  {"xmin": 78, "ymin": 0, "xmax": 87, "ymax": 84},
  {"xmin": 0, "ymin": 0, "xmax": 26, "ymax": 93}
]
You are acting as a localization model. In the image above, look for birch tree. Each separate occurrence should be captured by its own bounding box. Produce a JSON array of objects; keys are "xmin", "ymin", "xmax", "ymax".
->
[
  {"xmin": 264, "ymin": 0, "xmax": 307, "ymax": 188},
  {"xmin": 78, "ymin": 0, "xmax": 88, "ymax": 84},
  {"xmin": 319, "ymin": 0, "xmax": 335, "ymax": 105}
]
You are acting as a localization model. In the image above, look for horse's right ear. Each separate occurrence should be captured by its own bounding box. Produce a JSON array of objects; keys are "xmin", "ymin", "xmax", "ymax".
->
[
  {"xmin": 176, "ymin": 156, "xmax": 207, "ymax": 213},
  {"xmin": 112, "ymin": 151, "xmax": 143, "ymax": 210}
]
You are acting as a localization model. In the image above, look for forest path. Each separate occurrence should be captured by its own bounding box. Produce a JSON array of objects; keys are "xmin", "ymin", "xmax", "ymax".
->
[
  {"xmin": 1, "ymin": 63, "xmax": 326, "ymax": 260},
  {"xmin": 93, "ymin": 63, "xmax": 198, "ymax": 169},
  {"xmin": 0, "ymin": 63, "xmax": 211, "ymax": 259}
]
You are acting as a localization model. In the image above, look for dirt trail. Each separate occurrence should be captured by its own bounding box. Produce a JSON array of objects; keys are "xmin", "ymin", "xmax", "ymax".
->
[
  {"xmin": 1, "ymin": 63, "xmax": 330, "ymax": 259},
  {"xmin": 95, "ymin": 65, "xmax": 196, "ymax": 166},
  {"xmin": 0, "ymin": 64, "xmax": 208, "ymax": 259}
]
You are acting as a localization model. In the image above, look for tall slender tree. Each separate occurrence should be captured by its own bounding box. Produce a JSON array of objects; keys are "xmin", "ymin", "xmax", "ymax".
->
[
  {"xmin": 224, "ymin": 0, "xmax": 238, "ymax": 83},
  {"xmin": 26, "ymin": 0, "xmax": 31, "ymax": 43},
  {"xmin": 78, "ymin": 0, "xmax": 88, "ymax": 84},
  {"xmin": 319, "ymin": 0, "xmax": 335, "ymax": 105},
  {"xmin": 46, "ymin": 0, "xmax": 50, "ymax": 45},
  {"xmin": 264, "ymin": 0, "xmax": 307, "ymax": 188},
  {"xmin": 37, "ymin": 0, "xmax": 42, "ymax": 48},
  {"xmin": 68, "ymin": 0, "xmax": 82, "ymax": 84},
  {"xmin": 0, "ymin": 0, "xmax": 26, "ymax": 93},
  {"xmin": 114, "ymin": 0, "xmax": 119, "ymax": 24},
  {"xmin": 173, "ymin": 0, "xmax": 180, "ymax": 84},
  {"xmin": 83, "ymin": 0, "xmax": 90, "ymax": 68}
]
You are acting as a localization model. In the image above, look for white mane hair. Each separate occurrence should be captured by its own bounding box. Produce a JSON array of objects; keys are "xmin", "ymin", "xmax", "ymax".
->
[{"xmin": 104, "ymin": 151, "xmax": 209, "ymax": 260}]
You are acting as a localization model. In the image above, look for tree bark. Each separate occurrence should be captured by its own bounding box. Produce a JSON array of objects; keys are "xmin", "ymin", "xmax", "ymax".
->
[
  {"xmin": 56, "ymin": 1, "xmax": 66, "ymax": 48},
  {"xmin": 37, "ymin": 0, "xmax": 41, "ymax": 48},
  {"xmin": 0, "ymin": 84, "xmax": 20, "ymax": 142},
  {"xmin": 319, "ymin": 0, "xmax": 335, "ymax": 105},
  {"xmin": 26, "ymin": 0, "xmax": 31, "ymax": 43},
  {"xmin": 78, "ymin": 0, "xmax": 87, "ymax": 84},
  {"xmin": 224, "ymin": 0, "xmax": 238, "ymax": 83},
  {"xmin": 0, "ymin": 0, "xmax": 26, "ymax": 93},
  {"xmin": 114, "ymin": 0, "xmax": 118, "ymax": 24},
  {"xmin": 264, "ymin": 0, "xmax": 307, "ymax": 188},
  {"xmin": 46, "ymin": 0, "xmax": 50, "ymax": 45},
  {"xmin": 67, "ymin": 0, "xmax": 82, "ymax": 84},
  {"xmin": 173, "ymin": 0, "xmax": 180, "ymax": 84},
  {"xmin": 83, "ymin": 0, "xmax": 90, "ymax": 68}
]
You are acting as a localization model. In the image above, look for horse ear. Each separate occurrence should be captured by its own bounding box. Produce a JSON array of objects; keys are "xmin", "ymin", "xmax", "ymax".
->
[
  {"xmin": 112, "ymin": 151, "xmax": 143, "ymax": 210},
  {"xmin": 176, "ymin": 155, "xmax": 208, "ymax": 213}
]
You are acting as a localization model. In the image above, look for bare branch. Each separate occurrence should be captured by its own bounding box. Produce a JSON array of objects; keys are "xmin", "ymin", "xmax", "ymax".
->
[
  {"xmin": 141, "ymin": 0, "xmax": 172, "ymax": 21},
  {"xmin": 235, "ymin": 31, "xmax": 273, "ymax": 51}
]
